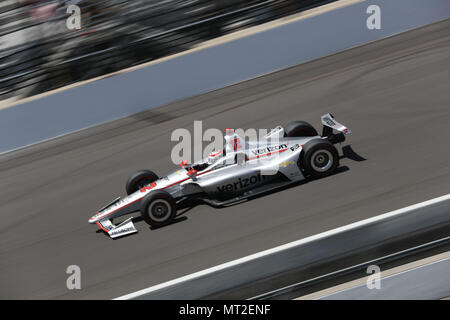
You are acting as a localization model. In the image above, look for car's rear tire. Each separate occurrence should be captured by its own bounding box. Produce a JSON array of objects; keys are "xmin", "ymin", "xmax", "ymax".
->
[
  {"xmin": 126, "ymin": 170, "xmax": 159, "ymax": 195},
  {"xmin": 300, "ymin": 139, "xmax": 338, "ymax": 179},
  {"xmin": 284, "ymin": 121, "xmax": 318, "ymax": 137},
  {"xmin": 140, "ymin": 190, "xmax": 177, "ymax": 228}
]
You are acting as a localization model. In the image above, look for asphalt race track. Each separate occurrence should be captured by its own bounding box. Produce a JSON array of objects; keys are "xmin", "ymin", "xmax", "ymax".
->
[{"xmin": 0, "ymin": 19, "xmax": 449, "ymax": 299}]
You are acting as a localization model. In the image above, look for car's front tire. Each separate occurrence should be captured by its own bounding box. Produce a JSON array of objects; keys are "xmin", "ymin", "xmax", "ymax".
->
[
  {"xmin": 140, "ymin": 190, "xmax": 177, "ymax": 228},
  {"xmin": 300, "ymin": 139, "xmax": 338, "ymax": 179},
  {"xmin": 126, "ymin": 170, "xmax": 159, "ymax": 195}
]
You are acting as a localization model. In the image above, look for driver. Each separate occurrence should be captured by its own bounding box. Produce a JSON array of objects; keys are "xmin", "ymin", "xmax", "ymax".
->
[{"xmin": 192, "ymin": 150, "xmax": 223, "ymax": 171}]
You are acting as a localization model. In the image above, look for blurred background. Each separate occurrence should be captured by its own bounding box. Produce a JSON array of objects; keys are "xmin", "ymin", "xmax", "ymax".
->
[{"xmin": 0, "ymin": 0, "xmax": 332, "ymax": 103}]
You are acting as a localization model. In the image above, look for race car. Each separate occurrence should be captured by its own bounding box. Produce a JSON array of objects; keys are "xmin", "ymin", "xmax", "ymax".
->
[{"xmin": 89, "ymin": 113, "xmax": 351, "ymax": 238}]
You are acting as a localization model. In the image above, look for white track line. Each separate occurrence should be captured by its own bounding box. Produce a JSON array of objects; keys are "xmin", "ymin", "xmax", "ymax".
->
[{"xmin": 115, "ymin": 194, "xmax": 450, "ymax": 300}]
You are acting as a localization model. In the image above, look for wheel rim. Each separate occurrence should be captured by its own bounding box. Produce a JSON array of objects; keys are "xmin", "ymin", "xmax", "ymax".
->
[
  {"xmin": 310, "ymin": 149, "xmax": 333, "ymax": 172},
  {"xmin": 148, "ymin": 199, "xmax": 171, "ymax": 222}
]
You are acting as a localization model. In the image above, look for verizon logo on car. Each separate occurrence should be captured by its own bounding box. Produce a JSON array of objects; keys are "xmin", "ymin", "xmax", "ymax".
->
[
  {"xmin": 251, "ymin": 144, "xmax": 288, "ymax": 156},
  {"xmin": 217, "ymin": 174, "xmax": 267, "ymax": 192}
]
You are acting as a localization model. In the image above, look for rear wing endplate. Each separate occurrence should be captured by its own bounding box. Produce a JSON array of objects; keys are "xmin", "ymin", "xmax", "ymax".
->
[{"xmin": 321, "ymin": 113, "xmax": 351, "ymax": 136}]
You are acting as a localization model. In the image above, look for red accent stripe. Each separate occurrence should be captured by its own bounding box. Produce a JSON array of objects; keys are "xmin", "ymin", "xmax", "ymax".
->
[
  {"xmin": 96, "ymin": 222, "xmax": 109, "ymax": 233},
  {"xmin": 247, "ymin": 148, "xmax": 288, "ymax": 161}
]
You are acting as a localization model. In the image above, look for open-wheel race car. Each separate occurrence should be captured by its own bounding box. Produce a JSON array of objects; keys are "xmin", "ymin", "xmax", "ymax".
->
[{"xmin": 89, "ymin": 113, "xmax": 351, "ymax": 238}]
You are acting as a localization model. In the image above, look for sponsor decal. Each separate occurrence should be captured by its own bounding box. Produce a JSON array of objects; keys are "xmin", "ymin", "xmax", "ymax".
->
[
  {"xmin": 217, "ymin": 174, "xmax": 267, "ymax": 192},
  {"xmin": 109, "ymin": 227, "xmax": 135, "ymax": 237},
  {"xmin": 140, "ymin": 182, "xmax": 157, "ymax": 193},
  {"xmin": 323, "ymin": 117, "xmax": 336, "ymax": 127},
  {"xmin": 279, "ymin": 160, "xmax": 294, "ymax": 168},
  {"xmin": 290, "ymin": 143, "xmax": 300, "ymax": 151},
  {"xmin": 251, "ymin": 144, "xmax": 288, "ymax": 156}
]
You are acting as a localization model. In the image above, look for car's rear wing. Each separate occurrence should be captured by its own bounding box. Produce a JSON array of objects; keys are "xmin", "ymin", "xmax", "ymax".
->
[
  {"xmin": 320, "ymin": 113, "xmax": 351, "ymax": 145},
  {"xmin": 321, "ymin": 113, "xmax": 351, "ymax": 136}
]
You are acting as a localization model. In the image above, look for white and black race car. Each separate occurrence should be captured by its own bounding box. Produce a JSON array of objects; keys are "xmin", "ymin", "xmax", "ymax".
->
[{"xmin": 89, "ymin": 113, "xmax": 351, "ymax": 238}]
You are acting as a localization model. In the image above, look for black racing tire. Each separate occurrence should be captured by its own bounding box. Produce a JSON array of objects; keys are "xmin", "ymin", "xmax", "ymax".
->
[
  {"xmin": 140, "ymin": 190, "xmax": 177, "ymax": 228},
  {"xmin": 284, "ymin": 121, "xmax": 318, "ymax": 137},
  {"xmin": 300, "ymin": 139, "xmax": 339, "ymax": 179},
  {"xmin": 126, "ymin": 170, "xmax": 159, "ymax": 195}
]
